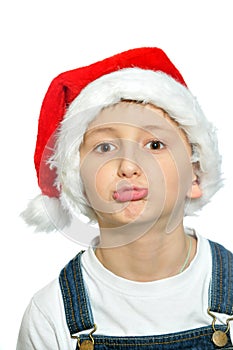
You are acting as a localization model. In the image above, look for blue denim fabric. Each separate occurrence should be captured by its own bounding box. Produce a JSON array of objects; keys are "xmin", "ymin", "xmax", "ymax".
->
[
  {"xmin": 59, "ymin": 250, "xmax": 94, "ymax": 334},
  {"xmin": 75, "ymin": 327, "xmax": 233, "ymax": 349},
  {"xmin": 59, "ymin": 241, "xmax": 233, "ymax": 349},
  {"xmin": 209, "ymin": 241, "xmax": 233, "ymax": 315}
]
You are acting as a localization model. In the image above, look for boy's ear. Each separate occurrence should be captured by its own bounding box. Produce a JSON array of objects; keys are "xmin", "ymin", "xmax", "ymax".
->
[{"xmin": 186, "ymin": 176, "xmax": 202, "ymax": 199}]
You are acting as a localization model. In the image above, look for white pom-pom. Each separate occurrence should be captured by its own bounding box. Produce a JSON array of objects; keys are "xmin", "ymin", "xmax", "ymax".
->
[{"xmin": 21, "ymin": 195, "xmax": 72, "ymax": 233}]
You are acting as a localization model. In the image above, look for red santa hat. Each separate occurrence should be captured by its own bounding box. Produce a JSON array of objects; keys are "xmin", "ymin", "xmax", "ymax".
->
[{"xmin": 22, "ymin": 47, "xmax": 222, "ymax": 232}]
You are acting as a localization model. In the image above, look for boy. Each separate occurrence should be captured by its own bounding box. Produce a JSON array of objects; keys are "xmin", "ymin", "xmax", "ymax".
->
[{"xmin": 17, "ymin": 47, "xmax": 233, "ymax": 349}]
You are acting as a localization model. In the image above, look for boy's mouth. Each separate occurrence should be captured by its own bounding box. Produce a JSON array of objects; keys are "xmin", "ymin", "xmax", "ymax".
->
[{"xmin": 113, "ymin": 185, "xmax": 148, "ymax": 202}]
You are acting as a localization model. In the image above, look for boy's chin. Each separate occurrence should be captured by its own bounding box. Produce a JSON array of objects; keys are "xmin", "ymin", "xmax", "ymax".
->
[{"xmin": 96, "ymin": 201, "xmax": 160, "ymax": 230}]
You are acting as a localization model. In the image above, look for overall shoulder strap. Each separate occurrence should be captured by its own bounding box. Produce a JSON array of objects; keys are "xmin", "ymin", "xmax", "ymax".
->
[
  {"xmin": 209, "ymin": 240, "xmax": 233, "ymax": 315},
  {"xmin": 59, "ymin": 251, "xmax": 95, "ymax": 336}
]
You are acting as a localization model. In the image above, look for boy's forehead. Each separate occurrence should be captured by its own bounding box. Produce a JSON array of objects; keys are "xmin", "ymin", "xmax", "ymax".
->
[{"xmin": 86, "ymin": 102, "xmax": 182, "ymax": 136}]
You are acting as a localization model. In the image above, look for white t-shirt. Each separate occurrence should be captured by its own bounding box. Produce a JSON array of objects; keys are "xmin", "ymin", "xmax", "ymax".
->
[{"xmin": 16, "ymin": 233, "xmax": 233, "ymax": 349}]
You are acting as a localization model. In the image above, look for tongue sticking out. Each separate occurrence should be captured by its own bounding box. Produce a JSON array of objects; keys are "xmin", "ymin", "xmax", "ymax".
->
[{"xmin": 113, "ymin": 187, "xmax": 148, "ymax": 202}]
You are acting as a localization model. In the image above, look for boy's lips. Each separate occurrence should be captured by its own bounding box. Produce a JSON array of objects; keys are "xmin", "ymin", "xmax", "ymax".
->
[{"xmin": 113, "ymin": 186, "xmax": 148, "ymax": 202}]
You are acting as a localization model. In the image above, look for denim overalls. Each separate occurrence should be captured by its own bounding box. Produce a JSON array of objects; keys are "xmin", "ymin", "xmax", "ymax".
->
[{"xmin": 59, "ymin": 241, "xmax": 233, "ymax": 349}]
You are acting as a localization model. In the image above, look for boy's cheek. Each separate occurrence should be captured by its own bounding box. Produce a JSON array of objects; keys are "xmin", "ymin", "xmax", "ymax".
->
[{"xmin": 80, "ymin": 161, "xmax": 129, "ymax": 215}]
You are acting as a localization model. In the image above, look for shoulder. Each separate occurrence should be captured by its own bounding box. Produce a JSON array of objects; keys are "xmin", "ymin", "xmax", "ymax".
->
[
  {"xmin": 33, "ymin": 278, "xmax": 60, "ymax": 301},
  {"xmin": 17, "ymin": 279, "xmax": 74, "ymax": 349},
  {"xmin": 208, "ymin": 238, "xmax": 233, "ymax": 255},
  {"xmin": 195, "ymin": 232, "xmax": 233, "ymax": 259},
  {"xmin": 31, "ymin": 278, "xmax": 65, "ymax": 323},
  {"xmin": 207, "ymin": 237, "xmax": 233, "ymax": 272},
  {"xmin": 197, "ymin": 233, "xmax": 233, "ymax": 271}
]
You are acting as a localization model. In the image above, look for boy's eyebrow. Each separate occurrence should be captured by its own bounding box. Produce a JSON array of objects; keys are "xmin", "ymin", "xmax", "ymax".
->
[
  {"xmin": 84, "ymin": 123, "xmax": 173, "ymax": 139},
  {"xmin": 85, "ymin": 126, "xmax": 118, "ymax": 138},
  {"xmin": 142, "ymin": 124, "xmax": 169, "ymax": 131},
  {"xmin": 140, "ymin": 124, "xmax": 177, "ymax": 135}
]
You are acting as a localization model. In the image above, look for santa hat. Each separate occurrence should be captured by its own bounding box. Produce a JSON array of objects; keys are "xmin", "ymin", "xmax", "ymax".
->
[{"xmin": 22, "ymin": 47, "xmax": 222, "ymax": 232}]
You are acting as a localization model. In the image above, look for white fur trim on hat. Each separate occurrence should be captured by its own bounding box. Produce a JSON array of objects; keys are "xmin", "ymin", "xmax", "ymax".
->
[{"xmin": 21, "ymin": 194, "xmax": 72, "ymax": 232}]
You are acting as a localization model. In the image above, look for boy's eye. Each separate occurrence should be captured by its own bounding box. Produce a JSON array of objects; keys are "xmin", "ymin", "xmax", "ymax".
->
[
  {"xmin": 95, "ymin": 142, "xmax": 116, "ymax": 153},
  {"xmin": 145, "ymin": 140, "xmax": 165, "ymax": 150}
]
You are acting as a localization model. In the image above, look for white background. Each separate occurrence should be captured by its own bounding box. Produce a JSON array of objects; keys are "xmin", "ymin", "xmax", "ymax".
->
[{"xmin": 1, "ymin": 1, "xmax": 233, "ymax": 349}]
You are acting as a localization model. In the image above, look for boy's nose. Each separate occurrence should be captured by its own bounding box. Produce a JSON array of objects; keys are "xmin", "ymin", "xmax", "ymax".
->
[{"xmin": 117, "ymin": 158, "xmax": 141, "ymax": 178}]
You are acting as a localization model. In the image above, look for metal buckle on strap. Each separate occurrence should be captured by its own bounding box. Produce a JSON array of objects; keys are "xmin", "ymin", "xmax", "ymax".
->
[
  {"xmin": 208, "ymin": 308, "xmax": 233, "ymax": 347},
  {"xmin": 72, "ymin": 324, "xmax": 97, "ymax": 350}
]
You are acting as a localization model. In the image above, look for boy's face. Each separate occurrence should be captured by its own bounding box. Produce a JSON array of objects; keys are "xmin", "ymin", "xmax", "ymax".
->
[{"xmin": 80, "ymin": 102, "xmax": 201, "ymax": 240}]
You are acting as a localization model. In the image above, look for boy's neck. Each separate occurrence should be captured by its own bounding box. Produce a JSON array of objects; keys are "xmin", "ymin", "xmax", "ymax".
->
[{"xmin": 95, "ymin": 223, "xmax": 197, "ymax": 282}]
